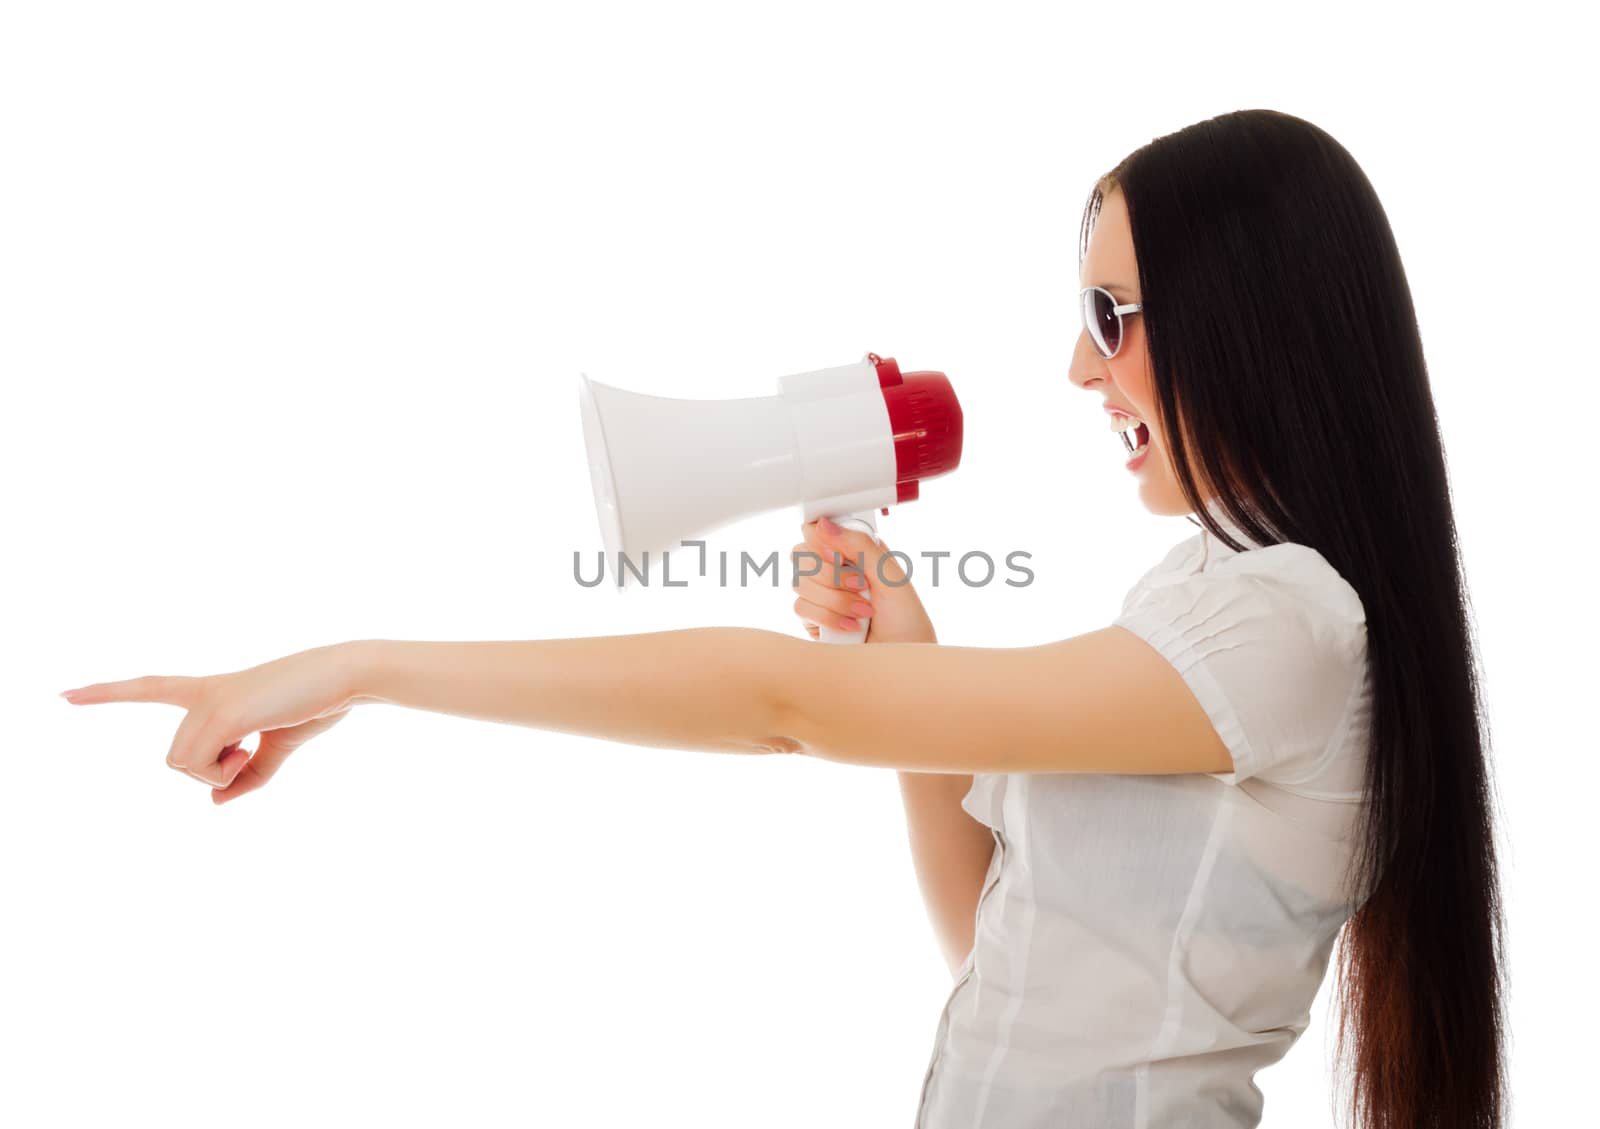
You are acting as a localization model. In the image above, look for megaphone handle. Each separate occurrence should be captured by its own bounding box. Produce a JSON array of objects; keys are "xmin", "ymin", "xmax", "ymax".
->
[{"xmin": 814, "ymin": 509, "xmax": 880, "ymax": 645}]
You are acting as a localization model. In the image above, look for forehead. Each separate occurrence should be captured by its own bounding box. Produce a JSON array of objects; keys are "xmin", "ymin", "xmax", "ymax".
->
[{"xmin": 1080, "ymin": 189, "xmax": 1137, "ymax": 289}]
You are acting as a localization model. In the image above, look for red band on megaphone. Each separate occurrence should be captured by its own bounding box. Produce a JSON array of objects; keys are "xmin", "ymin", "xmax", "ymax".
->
[{"xmin": 869, "ymin": 354, "xmax": 964, "ymax": 500}]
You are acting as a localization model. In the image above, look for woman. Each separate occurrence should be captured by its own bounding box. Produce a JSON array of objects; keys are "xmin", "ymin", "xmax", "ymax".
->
[{"xmin": 60, "ymin": 109, "xmax": 1506, "ymax": 1128}]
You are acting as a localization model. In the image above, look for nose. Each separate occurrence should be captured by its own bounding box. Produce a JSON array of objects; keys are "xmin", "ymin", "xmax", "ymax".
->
[{"xmin": 1067, "ymin": 326, "xmax": 1109, "ymax": 391}]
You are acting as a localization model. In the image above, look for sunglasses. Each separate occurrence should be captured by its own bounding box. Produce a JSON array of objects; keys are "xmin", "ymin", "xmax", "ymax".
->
[{"xmin": 1079, "ymin": 286, "xmax": 1144, "ymax": 359}]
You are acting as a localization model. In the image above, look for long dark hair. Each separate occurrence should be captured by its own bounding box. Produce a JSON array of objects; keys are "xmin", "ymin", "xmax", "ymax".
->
[{"xmin": 1079, "ymin": 109, "xmax": 1507, "ymax": 1128}]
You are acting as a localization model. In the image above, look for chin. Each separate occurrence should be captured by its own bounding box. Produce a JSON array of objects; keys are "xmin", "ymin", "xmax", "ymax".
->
[
  {"xmin": 1141, "ymin": 495, "xmax": 1193, "ymax": 517},
  {"xmin": 1137, "ymin": 476, "xmax": 1193, "ymax": 517},
  {"xmin": 1130, "ymin": 446, "xmax": 1193, "ymax": 515}
]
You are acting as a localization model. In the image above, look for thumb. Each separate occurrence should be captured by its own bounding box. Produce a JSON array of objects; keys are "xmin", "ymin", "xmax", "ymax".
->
[
  {"xmin": 210, "ymin": 710, "xmax": 345, "ymax": 804},
  {"xmin": 212, "ymin": 731, "xmax": 293, "ymax": 803}
]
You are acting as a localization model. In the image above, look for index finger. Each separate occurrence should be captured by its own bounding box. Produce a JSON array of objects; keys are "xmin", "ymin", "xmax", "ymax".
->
[
  {"xmin": 59, "ymin": 675, "xmax": 200, "ymax": 707},
  {"xmin": 798, "ymin": 524, "xmax": 867, "ymax": 583},
  {"xmin": 797, "ymin": 522, "xmax": 843, "ymax": 563}
]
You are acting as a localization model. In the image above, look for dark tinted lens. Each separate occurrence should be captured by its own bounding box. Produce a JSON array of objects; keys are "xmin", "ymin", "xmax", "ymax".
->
[{"xmin": 1082, "ymin": 287, "xmax": 1120, "ymax": 357}]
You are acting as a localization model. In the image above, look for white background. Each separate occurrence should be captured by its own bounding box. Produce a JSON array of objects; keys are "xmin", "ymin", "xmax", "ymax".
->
[{"xmin": 5, "ymin": 2, "xmax": 1593, "ymax": 1126}]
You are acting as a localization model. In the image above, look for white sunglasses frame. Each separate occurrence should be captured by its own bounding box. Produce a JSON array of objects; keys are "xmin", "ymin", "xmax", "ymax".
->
[{"xmin": 1078, "ymin": 285, "xmax": 1144, "ymax": 359}]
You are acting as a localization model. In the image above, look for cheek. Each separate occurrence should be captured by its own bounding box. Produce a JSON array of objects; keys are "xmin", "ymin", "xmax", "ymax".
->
[{"xmin": 1112, "ymin": 353, "xmax": 1157, "ymax": 430}]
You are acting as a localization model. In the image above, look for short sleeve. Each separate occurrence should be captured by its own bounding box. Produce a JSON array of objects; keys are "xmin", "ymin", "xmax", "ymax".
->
[{"xmin": 1110, "ymin": 544, "xmax": 1368, "ymax": 787}]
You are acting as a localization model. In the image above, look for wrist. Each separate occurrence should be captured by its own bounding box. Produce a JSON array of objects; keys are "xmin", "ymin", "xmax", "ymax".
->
[{"xmin": 337, "ymin": 639, "xmax": 388, "ymax": 706}]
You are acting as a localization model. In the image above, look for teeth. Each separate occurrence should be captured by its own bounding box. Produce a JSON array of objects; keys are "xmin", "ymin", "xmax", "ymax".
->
[{"xmin": 1111, "ymin": 412, "xmax": 1148, "ymax": 457}]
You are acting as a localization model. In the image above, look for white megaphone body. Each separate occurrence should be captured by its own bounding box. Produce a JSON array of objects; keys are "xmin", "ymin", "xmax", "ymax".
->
[{"xmin": 579, "ymin": 351, "xmax": 964, "ymax": 643}]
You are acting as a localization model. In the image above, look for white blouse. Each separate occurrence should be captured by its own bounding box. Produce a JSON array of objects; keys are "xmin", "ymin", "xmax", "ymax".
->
[{"xmin": 912, "ymin": 504, "xmax": 1373, "ymax": 1128}]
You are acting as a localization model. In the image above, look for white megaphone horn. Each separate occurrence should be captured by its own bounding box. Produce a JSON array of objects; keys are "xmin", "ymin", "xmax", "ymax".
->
[{"xmin": 578, "ymin": 351, "xmax": 964, "ymax": 643}]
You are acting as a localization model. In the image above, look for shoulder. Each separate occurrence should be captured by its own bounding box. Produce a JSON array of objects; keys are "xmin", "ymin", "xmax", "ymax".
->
[
  {"xmin": 1113, "ymin": 538, "xmax": 1369, "ymax": 788},
  {"xmin": 1210, "ymin": 542, "xmax": 1368, "ymax": 642},
  {"xmin": 1124, "ymin": 537, "xmax": 1366, "ymax": 639}
]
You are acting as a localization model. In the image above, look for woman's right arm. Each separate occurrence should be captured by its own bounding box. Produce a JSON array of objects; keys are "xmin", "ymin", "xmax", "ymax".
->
[
  {"xmin": 897, "ymin": 771, "xmax": 996, "ymax": 977},
  {"xmin": 792, "ymin": 518, "xmax": 996, "ymax": 980}
]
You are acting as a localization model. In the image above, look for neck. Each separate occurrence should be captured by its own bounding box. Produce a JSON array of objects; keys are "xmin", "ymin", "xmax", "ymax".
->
[{"xmin": 1195, "ymin": 495, "xmax": 1267, "ymax": 551}]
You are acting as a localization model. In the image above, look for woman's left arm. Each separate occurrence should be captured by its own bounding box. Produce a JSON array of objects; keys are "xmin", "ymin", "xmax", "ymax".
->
[
  {"xmin": 349, "ymin": 625, "xmax": 1231, "ymax": 776},
  {"xmin": 61, "ymin": 624, "xmax": 1232, "ymax": 801}
]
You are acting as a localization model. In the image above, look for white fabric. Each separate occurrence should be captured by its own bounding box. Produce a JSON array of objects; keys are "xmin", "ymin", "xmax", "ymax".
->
[{"xmin": 912, "ymin": 502, "xmax": 1373, "ymax": 1128}]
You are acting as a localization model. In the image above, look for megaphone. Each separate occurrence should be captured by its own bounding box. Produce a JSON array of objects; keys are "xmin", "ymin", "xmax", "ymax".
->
[{"xmin": 579, "ymin": 351, "xmax": 963, "ymax": 643}]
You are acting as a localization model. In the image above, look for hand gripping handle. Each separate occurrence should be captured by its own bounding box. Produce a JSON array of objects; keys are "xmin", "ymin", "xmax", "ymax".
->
[{"xmin": 810, "ymin": 509, "xmax": 880, "ymax": 645}]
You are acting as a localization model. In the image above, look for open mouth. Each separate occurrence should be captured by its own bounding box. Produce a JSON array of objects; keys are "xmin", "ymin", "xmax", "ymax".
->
[{"xmin": 1110, "ymin": 412, "xmax": 1150, "ymax": 459}]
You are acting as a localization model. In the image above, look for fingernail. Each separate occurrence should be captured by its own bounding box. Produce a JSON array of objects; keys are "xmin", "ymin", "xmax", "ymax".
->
[
  {"xmin": 851, "ymin": 601, "xmax": 873, "ymax": 618},
  {"xmin": 843, "ymin": 574, "xmax": 866, "ymax": 590},
  {"xmin": 819, "ymin": 516, "xmax": 841, "ymax": 536},
  {"xmin": 837, "ymin": 616, "xmax": 859, "ymax": 630}
]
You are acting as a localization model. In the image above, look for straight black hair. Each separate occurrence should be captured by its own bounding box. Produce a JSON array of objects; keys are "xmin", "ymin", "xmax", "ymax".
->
[{"xmin": 1079, "ymin": 109, "xmax": 1507, "ymax": 1128}]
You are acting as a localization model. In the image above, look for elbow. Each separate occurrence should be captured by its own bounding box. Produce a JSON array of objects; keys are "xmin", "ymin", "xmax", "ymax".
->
[
  {"xmin": 760, "ymin": 686, "xmax": 814, "ymax": 757},
  {"xmin": 749, "ymin": 732, "xmax": 806, "ymax": 756},
  {"xmin": 742, "ymin": 623, "xmax": 832, "ymax": 754},
  {"xmin": 744, "ymin": 628, "xmax": 873, "ymax": 763},
  {"xmin": 742, "ymin": 629, "xmax": 818, "ymax": 758}
]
